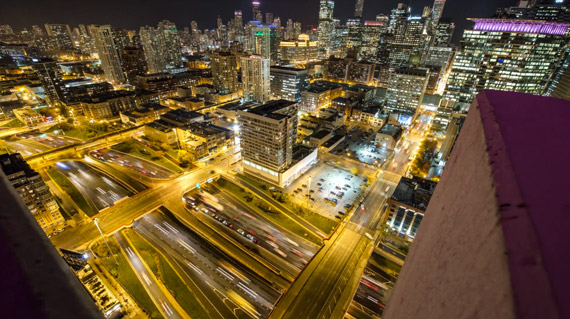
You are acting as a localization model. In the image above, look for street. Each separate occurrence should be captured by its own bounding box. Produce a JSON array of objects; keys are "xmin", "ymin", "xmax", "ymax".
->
[{"xmin": 135, "ymin": 211, "xmax": 282, "ymax": 318}]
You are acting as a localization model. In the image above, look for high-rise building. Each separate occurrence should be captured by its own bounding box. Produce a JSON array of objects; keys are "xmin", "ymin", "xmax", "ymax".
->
[
  {"xmin": 286, "ymin": 19, "xmax": 294, "ymax": 40},
  {"xmin": 251, "ymin": 25, "xmax": 277, "ymax": 60},
  {"xmin": 121, "ymin": 47, "xmax": 147, "ymax": 84},
  {"xmin": 443, "ymin": 19, "xmax": 570, "ymax": 109},
  {"xmin": 388, "ymin": 3, "xmax": 410, "ymax": 33},
  {"xmin": 386, "ymin": 68, "xmax": 429, "ymax": 116},
  {"xmin": 279, "ymin": 34, "xmax": 319, "ymax": 63},
  {"xmin": 88, "ymin": 25, "xmax": 127, "ymax": 85},
  {"xmin": 508, "ymin": 0, "xmax": 570, "ymax": 22},
  {"xmin": 432, "ymin": 0, "xmax": 446, "ymax": 24},
  {"xmin": 317, "ymin": 0, "xmax": 335, "ymax": 59},
  {"xmin": 0, "ymin": 153, "xmax": 64, "ymax": 234},
  {"xmin": 32, "ymin": 59, "xmax": 68, "ymax": 106},
  {"xmin": 331, "ymin": 22, "xmax": 348, "ymax": 58},
  {"xmin": 265, "ymin": 12, "xmax": 274, "ymax": 25},
  {"xmin": 389, "ymin": 16, "xmax": 430, "ymax": 66},
  {"xmin": 238, "ymin": 100, "xmax": 303, "ymax": 186},
  {"xmin": 0, "ymin": 24, "xmax": 14, "ymax": 35},
  {"xmin": 31, "ymin": 25, "xmax": 44, "ymax": 36},
  {"xmin": 432, "ymin": 17, "xmax": 455, "ymax": 46},
  {"xmin": 354, "ymin": 0, "xmax": 365, "ymax": 18},
  {"xmin": 359, "ymin": 21, "xmax": 386, "ymax": 62},
  {"xmin": 293, "ymin": 22, "xmax": 302, "ymax": 40},
  {"xmin": 44, "ymin": 24, "xmax": 74, "ymax": 51},
  {"xmin": 139, "ymin": 20, "xmax": 182, "ymax": 74},
  {"xmin": 273, "ymin": 17, "xmax": 282, "ymax": 38},
  {"xmin": 210, "ymin": 52, "xmax": 239, "ymax": 93},
  {"xmin": 270, "ymin": 66, "xmax": 309, "ymax": 102},
  {"xmin": 241, "ymin": 55, "xmax": 270, "ymax": 102},
  {"xmin": 252, "ymin": 0, "xmax": 262, "ymax": 21}
]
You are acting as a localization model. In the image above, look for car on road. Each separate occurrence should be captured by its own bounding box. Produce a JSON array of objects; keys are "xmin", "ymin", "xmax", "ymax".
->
[{"xmin": 291, "ymin": 249, "xmax": 304, "ymax": 257}]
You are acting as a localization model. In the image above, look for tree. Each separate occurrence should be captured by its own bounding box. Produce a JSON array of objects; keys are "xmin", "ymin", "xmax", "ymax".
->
[{"xmin": 350, "ymin": 167, "xmax": 359, "ymax": 175}]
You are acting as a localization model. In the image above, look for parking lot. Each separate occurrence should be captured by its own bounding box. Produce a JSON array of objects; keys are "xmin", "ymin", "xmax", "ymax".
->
[
  {"xmin": 285, "ymin": 162, "xmax": 366, "ymax": 220},
  {"xmin": 330, "ymin": 126, "xmax": 391, "ymax": 167}
]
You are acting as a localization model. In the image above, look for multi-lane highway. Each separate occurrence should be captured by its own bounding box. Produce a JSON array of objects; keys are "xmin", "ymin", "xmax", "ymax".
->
[
  {"xmin": 89, "ymin": 148, "xmax": 175, "ymax": 179},
  {"xmin": 115, "ymin": 232, "xmax": 185, "ymax": 319},
  {"xmin": 135, "ymin": 211, "xmax": 281, "ymax": 319},
  {"xmin": 184, "ymin": 186, "xmax": 319, "ymax": 274},
  {"xmin": 270, "ymin": 173, "xmax": 396, "ymax": 319},
  {"xmin": 54, "ymin": 161, "xmax": 134, "ymax": 212}
]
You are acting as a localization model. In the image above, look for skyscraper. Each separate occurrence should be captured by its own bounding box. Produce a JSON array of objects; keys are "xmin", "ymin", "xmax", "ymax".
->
[
  {"xmin": 270, "ymin": 66, "xmax": 309, "ymax": 102},
  {"xmin": 88, "ymin": 25, "xmax": 127, "ymax": 85},
  {"xmin": 286, "ymin": 19, "xmax": 294, "ymax": 40},
  {"xmin": 238, "ymin": 100, "xmax": 299, "ymax": 184},
  {"xmin": 139, "ymin": 20, "xmax": 183, "ymax": 74},
  {"xmin": 32, "ymin": 59, "xmax": 68, "ymax": 106},
  {"xmin": 388, "ymin": 3, "xmax": 410, "ymax": 33},
  {"xmin": 385, "ymin": 68, "xmax": 430, "ymax": 116},
  {"xmin": 0, "ymin": 153, "xmax": 64, "ymax": 234},
  {"xmin": 317, "ymin": 0, "xmax": 335, "ymax": 59},
  {"xmin": 432, "ymin": 0, "xmax": 446, "ymax": 24},
  {"xmin": 443, "ymin": 19, "xmax": 570, "ymax": 109},
  {"xmin": 121, "ymin": 47, "xmax": 147, "ymax": 84},
  {"xmin": 44, "ymin": 24, "xmax": 74, "ymax": 51},
  {"xmin": 252, "ymin": 0, "xmax": 262, "ymax": 21},
  {"xmin": 251, "ymin": 25, "xmax": 278, "ymax": 60},
  {"xmin": 265, "ymin": 12, "xmax": 274, "ymax": 25},
  {"xmin": 354, "ymin": 0, "xmax": 365, "ymax": 18},
  {"xmin": 432, "ymin": 17, "xmax": 455, "ymax": 46},
  {"xmin": 241, "ymin": 55, "xmax": 270, "ymax": 102},
  {"xmin": 210, "ymin": 52, "xmax": 239, "ymax": 93},
  {"xmin": 389, "ymin": 16, "xmax": 430, "ymax": 66}
]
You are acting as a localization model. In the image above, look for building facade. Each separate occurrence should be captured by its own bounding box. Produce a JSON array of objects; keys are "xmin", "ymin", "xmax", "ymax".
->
[
  {"xmin": 241, "ymin": 55, "xmax": 270, "ymax": 103},
  {"xmin": 443, "ymin": 19, "xmax": 570, "ymax": 109},
  {"xmin": 88, "ymin": 25, "xmax": 127, "ymax": 85},
  {"xmin": 270, "ymin": 66, "xmax": 309, "ymax": 102},
  {"xmin": 211, "ymin": 52, "xmax": 239, "ymax": 94},
  {"xmin": 0, "ymin": 153, "xmax": 64, "ymax": 234},
  {"xmin": 386, "ymin": 68, "xmax": 429, "ymax": 115}
]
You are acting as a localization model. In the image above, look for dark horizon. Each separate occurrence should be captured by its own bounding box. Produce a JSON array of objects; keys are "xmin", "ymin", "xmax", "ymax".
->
[{"xmin": 1, "ymin": 0, "xmax": 517, "ymax": 40}]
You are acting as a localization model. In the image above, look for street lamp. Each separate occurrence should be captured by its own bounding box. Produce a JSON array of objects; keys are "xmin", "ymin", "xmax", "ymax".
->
[{"xmin": 93, "ymin": 218, "xmax": 118, "ymax": 265}]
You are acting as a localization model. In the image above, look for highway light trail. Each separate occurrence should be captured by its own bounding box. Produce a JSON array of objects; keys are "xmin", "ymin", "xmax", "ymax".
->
[{"xmin": 136, "ymin": 211, "xmax": 281, "ymax": 318}]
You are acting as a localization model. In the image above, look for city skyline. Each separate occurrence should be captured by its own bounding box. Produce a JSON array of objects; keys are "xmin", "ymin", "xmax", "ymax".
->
[
  {"xmin": 0, "ymin": 0, "xmax": 568, "ymax": 318},
  {"xmin": 1, "ymin": 0, "xmax": 515, "ymax": 42}
]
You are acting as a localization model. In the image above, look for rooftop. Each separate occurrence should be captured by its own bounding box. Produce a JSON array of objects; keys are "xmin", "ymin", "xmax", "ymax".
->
[
  {"xmin": 0, "ymin": 153, "xmax": 37, "ymax": 178},
  {"xmin": 379, "ymin": 123, "xmax": 403, "ymax": 138},
  {"xmin": 146, "ymin": 119, "xmax": 175, "ymax": 132},
  {"xmin": 321, "ymin": 134, "xmax": 345, "ymax": 148},
  {"xmin": 270, "ymin": 66, "xmax": 307, "ymax": 73},
  {"xmin": 310, "ymin": 130, "xmax": 332, "ymax": 140},
  {"xmin": 244, "ymin": 99, "xmax": 297, "ymax": 120},
  {"xmin": 80, "ymin": 90, "xmax": 135, "ymax": 103},
  {"xmin": 390, "ymin": 176, "xmax": 437, "ymax": 211},
  {"xmin": 469, "ymin": 18, "xmax": 570, "ymax": 35},
  {"xmin": 394, "ymin": 67, "xmax": 429, "ymax": 77}
]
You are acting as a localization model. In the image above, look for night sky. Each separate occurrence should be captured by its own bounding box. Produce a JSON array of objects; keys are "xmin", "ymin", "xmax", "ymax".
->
[{"xmin": 1, "ymin": 0, "xmax": 517, "ymax": 41}]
